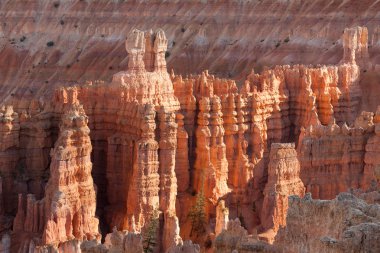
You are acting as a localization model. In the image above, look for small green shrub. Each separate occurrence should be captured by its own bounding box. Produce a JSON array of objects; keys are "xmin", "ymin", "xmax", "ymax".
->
[{"xmin": 143, "ymin": 209, "xmax": 159, "ymax": 253}]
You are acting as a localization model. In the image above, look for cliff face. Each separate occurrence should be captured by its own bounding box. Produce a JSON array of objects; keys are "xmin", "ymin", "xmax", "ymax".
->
[
  {"xmin": 12, "ymin": 89, "xmax": 100, "ymax": 251},
  {"xmin": 261, "ymin": 143, "xmax": 305, "ymax": 242},
  {"xmin": 0, "ymin": 4, "xmax": 380, "ymax": 251},
  {"xmin": 1, "ymin": 0, "xmax": 380, "ymax": 106},
  {"xmin": 170, "ymin": 26, "xmax": 365, "ymax": 237}
]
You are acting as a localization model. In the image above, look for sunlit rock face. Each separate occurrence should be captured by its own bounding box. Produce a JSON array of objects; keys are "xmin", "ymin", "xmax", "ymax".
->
[
  {"xmin": 260, "ymin": 143, "xmax": 305, "ymax": 242},
  {"xmin": 0, "ymin": 3, "xmax": 380, "ymax": 251}
]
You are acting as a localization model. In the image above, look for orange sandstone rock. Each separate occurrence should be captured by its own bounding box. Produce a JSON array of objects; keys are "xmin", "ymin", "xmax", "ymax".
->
[{"xmin": 260, "ymin": 143, "xmax": 305, "ymax": 241}]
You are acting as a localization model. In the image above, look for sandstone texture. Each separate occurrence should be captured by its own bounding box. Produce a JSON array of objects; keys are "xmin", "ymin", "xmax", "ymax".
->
[
  {"xmin": 260, "ymin": 143, "xmax": 305, "ymax": 242},
  {"xmin": 215, "ymin": 191, "xmax": 380, "ymax": 253},
  {"xmin": 275, "ymin": 193, "xmax": 380, "ymax": 253},
  {"xmin": 0, "ymin": 2, "xmax": 380, "ymax": 252}
]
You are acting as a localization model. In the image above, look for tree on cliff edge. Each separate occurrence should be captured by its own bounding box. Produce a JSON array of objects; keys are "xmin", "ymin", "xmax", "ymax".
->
[
  {"xmin": 188, "ymin": 172, "xmax": 207, "ymax": 237},
  {"xmin": 143, "ymin": 209, "xmax": 159, "ymax": 253}
]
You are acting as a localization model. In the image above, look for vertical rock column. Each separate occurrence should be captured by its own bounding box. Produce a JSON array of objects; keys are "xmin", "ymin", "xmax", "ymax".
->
[
  {"xmin": 126, "ymin": 104, "xmax": 160, "ymax": 231},
  {"xmin": 310, "ymin": 67, "xmax": 338, "ymax": 125},
  {"xmin": 172, "ymin": 75, "xmax": 197, "ymax": 178},
  {"xmin": 215, "ymin": 200, "xmax": 229, "ymax": 236},
  {"xmin": 42, "ymin": 92, "xmax": 99, "ymax": 244},
  {"xmin": 209, "ymin": 96, "xmax": 230, "ymax": 202},
  {"xmin": 194, "ymin": 98, "xmax": 211, "ymax": 195},
  {"xmin": 363, "ymin": 106, "xmax": 380, "ymax": 188},
  {"xmin": 222, "ymin": 94, "xmax": 239, "ymax": 189},
  {"xmin": 342, "ymin": 26, "xmax": 370, "ymax": 67},
  {"xmin": 158, "ymin": 108, "xmax": 178, "ymax": 214},
  {"xmin": 13, "ymin": 194, "xmax": 44, "ymax": 233},
  {"xmin": 175, "ymin": 113, "xmax": 190, "ymax": 193},
  {"xmin": 154, "ymin": 29, "xmax": 168, "ymax": 72},
  {"xmin": 261, "ymin": 143, "xmax": 305, "ymax": 241},
  {"xmin": 232, "ymin": 95, "xmax": 252, "ymax": 193},
  {"xmin": 158, "ymin": 108, "xmax": 181, "ymax": 251},
  {"xmin": 126, "ymin": 29, "xmax": 146, "ymax": 72},
  {"xmin": 0, "ymin": 106, "xmax": 20, "ymax": 214},
  {"xmin": 21, "ymin": 104, "xmax": 55, "ymax": 200},
  {"xmin": 194, "ymin": 96, "xmax": 230, "ymax": 218}
]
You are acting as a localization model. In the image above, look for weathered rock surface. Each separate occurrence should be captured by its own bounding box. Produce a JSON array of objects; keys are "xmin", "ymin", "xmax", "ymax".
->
[
  {"xmin": 0, "ymin": 15, "xmax": 380, "ymax": 253},
  {"xmin": 260, "ymin": 143, "xmax": 305, "ymax": 241},
  {"xmin": 12, "ymin": 90, "xmax": 100, "ymax": 250},
  {"xmin": 1, "ymin": 0, "xmax": 380, "ymax": 108},
  {"xmin": 275, "ymin": 193, "xmax": 380, "ymax": 253},
  {"xmin": 215, "ymin": 191, "xmax": 380, "ymax": 253}
]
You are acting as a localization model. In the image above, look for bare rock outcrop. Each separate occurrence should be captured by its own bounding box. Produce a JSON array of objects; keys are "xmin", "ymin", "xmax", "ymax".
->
[
  {"xmin": 342, "ymin": 26, "xmax": 370, "ymax": 68},
  {"xmin": 275, "ymin": 193, "xmax": 380, "ymax": 253},
  {"xmin": 194, "ymin": 96, "xmax": 230, "ymax": 219},
  {"xmin": 214, "ymin": 219, "xmax": 275, "ymax": 253},
  {"xmin": 1, "ymin": 25, "xmax": 380, "ymax": 252},
  {"xmin": 363, "ymin": 106, "xmax": 380, "ymax": 188},
  {"xmin": 42, "ymin": 97, "xmax": 100, "ymax": 244},
  {"xmin": 298, "ymin": 116, "xmax": 373, "ymax": 199},
  {"xmin": 215, "ymin": 191, "xmax": 380, "ymax": 253},
  {"xmin": 260, "ymin": 143, "xmax": 305, "ymax": 241}
]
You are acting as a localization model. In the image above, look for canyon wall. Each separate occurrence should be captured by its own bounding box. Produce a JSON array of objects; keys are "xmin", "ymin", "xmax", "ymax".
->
[
  {"xmin": 0, "ymin": 18, "xmax": 379, "ymax": 253},
  {"xmin": 1, "ymin": 0, "xmax": 380, "ymax": 106}
]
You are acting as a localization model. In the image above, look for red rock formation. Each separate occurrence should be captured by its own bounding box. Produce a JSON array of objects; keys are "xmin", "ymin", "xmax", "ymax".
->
[
  {"xmin": 11, "ymin": 89, "xmax": 100, "ymax": 251},
  {"xmin": 363, "ymin": 106, "xmax": 380, "ymax": 188},
  {"xmin": 298, "ymin": 114, "xmax": 375, "ymax": 200},
  {"xmin": 194, "ymin": 96, "xmax": 230, "ymax": 209},
  {"xmin": 175, "ymin": 113, "xmax": 190, "ymax": 193},
  {"xmin": 0, "ymin": 106, "xmax": 20, "ymax": 213},
  {"xmin": 260, "ymin": 143, "xmax": 305, "ymax": 241},
  {"xmin": 75, "ymin": 29, "xmax": 182, "ymax": 251},
  {"xmin": 42, "ymin": 98, "xmax": 100, "ymax": 244},
  {"xmin": 1, "ymin": 22, "xmax": 380, "ymax": 252},
  {"xmin": 2, "ymin": 0, "xmax": 380, "ymax": 107}
]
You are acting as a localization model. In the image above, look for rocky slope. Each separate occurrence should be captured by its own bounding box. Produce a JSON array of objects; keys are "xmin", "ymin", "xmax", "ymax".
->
[
  {"xmin": 1, "ymin": 0, "xmax": 380, "ymax": 104},
  {"xmin": 215, "ymin": 191, "xmax": 380, "ymax": 253}
]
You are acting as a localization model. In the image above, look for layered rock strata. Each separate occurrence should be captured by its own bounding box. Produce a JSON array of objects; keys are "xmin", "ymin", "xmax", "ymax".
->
[
  {"xmin": 42, "ymin": 98, "xmax": 100, "ymax": 245},
  {"xmin": 298, "ymin": 113, "xmax": 374, "ymax": 199},
  {"xmin": 0, "ymin": 25, "xmax": 379, "ymax": 252},
  {"xmin": 261, "ymin": 143, "xmax": 305, "ymax": 241},
  {"xmin": 12, "ymin": 91, "xmax": 100, "ymax": 250},
  {"xmin": 170, "ymin": 26, "xmax": 365, "ymax": 234}
]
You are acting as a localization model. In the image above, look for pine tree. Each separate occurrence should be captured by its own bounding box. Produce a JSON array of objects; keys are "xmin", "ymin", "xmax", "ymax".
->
[
  {"xmin": 188, "ymin": 171, "xmax": 207, "ymax": 237},
  {"xmin": 143, "ymin": 209, "xmax": 159, "ymax": 253}
]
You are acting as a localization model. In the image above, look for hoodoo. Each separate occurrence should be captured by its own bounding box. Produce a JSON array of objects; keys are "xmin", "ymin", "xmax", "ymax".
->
[{"xmin": 0, "ymin": 1, "xmax": 380, "ymax": 252}]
